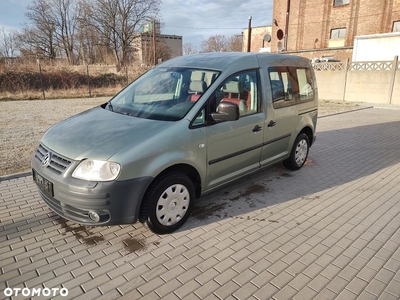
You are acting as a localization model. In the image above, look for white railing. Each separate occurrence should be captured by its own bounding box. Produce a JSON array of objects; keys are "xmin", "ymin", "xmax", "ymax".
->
[{"xmin": 313, "ymin": 59, "xmax": 400, "ymax": 72}]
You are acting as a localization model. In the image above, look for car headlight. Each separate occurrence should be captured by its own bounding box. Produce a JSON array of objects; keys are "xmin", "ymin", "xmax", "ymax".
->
[{"xmin": 72, "ymin": 159, "xmax": 121, "ymax": 181}]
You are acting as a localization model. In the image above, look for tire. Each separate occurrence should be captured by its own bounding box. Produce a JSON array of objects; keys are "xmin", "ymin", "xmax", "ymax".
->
[
  {"xmin": 283, "ymin": 133, "xmax": 310, "ymax": 171},
  {"xmin": 144, "ymin": 172, "xmax": 195, "ymax": 234}
]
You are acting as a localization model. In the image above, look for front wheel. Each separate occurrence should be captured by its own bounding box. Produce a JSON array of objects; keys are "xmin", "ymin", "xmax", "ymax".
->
[
  {"xmin": 144, "ymin": 172, "xmax": 195, "ymax": 234},
  {"xmin": 283, "ymin": 133, "xmax": 310, "ymax": 170}
]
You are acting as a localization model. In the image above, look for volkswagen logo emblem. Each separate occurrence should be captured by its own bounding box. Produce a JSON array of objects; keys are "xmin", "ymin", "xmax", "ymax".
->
[{"xmin": 42, "ymin": 152, "xmax": 52, "ymax": 167}]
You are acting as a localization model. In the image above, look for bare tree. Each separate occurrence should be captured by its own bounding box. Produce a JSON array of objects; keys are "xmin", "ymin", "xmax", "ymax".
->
[
  {"xmin": 227, "ymin": 35, "xmax": 243, "ymax": 52},
  {"xmin": 19, "ymin": 0, "xmax": 79, "ymax": 63},
  {"xmin": 0, "ymin": 27, "xmax": 18, "ymax": 58},
  {"xmin": 19, "ymin": 0, "xmax": 58, "ymax": 60},
  {"xmin": 183, "ymin": 42, "xmax": 198, "ymax": 55},
  {"xmin": 52, "ymin": 0, "xmax": 79, "ymax": 64},
  {"xmin": 86, "ymin": 0, "xmax": 161, "ymax": 69},
  {"xmin": 76, "ymin": 0, "xmax": 106, "ymax": 64},
  {"xmin": 200, "ymin": 34, "xmax": 243, "ymax": 53},
  {"xmin": 156, "ymin": 41, "xmax": 172, "ymax": 62},
  {"xmin": 201, "ymin": 35, "xmax": 228, "ymax": 53}
]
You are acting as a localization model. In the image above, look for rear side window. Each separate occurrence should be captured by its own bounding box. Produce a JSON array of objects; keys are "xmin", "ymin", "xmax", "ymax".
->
[
  {"xmin": 269, "ymin": 67, "xmax": 297, "ymax": 108},
  {"xmin": 268, "ymin": 66, "xmax": 314, "ymax": 108},
  {"xmin": 297, "ymin": 68, "xmax": 314, "ymax": 101}
]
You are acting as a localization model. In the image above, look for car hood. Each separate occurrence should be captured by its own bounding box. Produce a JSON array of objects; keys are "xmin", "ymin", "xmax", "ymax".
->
[{"xmin": 41, "ymin": 106, "xmax": 172, "ymax": 161}]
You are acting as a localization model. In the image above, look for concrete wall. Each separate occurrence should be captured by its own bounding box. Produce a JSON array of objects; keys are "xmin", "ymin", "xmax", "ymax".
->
[
  {"xmin": 162, "ymin": 35, "xmax": 183, "ymax": 57},
  {"xmin": 315, "ymin": 58, "xmax": 399, "ymax": 105},
  {"xmin": 315, "ymin": 70, "xmax": 346, "ymax": 101},
  {"xmin": 345, "ymin": 71, "xmax": 392, "ymax": 103},
  {"xmin": 392, "ymin": 71, "xmax": 400, "ymax": 105}
]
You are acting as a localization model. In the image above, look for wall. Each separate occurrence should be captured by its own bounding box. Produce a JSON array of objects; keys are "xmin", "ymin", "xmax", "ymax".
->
[
  {"xmin": 315, "ymin": 70, "xmax": 346, "ymax": 101},
  {"xmin": 285, "ymin": 47, "xmax": 353, "ymax": 61},
  {"xmin": 162, "ymin": 35, "xmax": 183, "ymax": 58},
  {"xmin": 242, "ymin": 26, "xmax": 272, "ymax": 52},
  {"xmin": 314, "ymin": 57, "xmax": 399, "ymax": 105},
  {"xmin": 393, "ymin": 70, "xmax": 400, "ymax": 103},
  {"xmin": 353, "ymin": 33, "xmax": 400, "ymax": 62},
  {"xmin": 345, "ymin": 71, "xmax": 393, "ymax": 103},
  {"xmin": 132, "ymin": 33, "xmax": 182, "ymax": 65}
]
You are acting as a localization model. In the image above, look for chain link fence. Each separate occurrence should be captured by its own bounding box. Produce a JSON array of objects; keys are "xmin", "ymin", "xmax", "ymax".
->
[{"xmin": 0, "ymin": 63, "xmax": 149, "ymax": 100}]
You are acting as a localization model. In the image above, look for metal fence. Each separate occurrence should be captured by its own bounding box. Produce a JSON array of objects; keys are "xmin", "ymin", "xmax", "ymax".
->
[{"xmin": 0, "ymin": 63, "xmax": 148, "ymax": 100}]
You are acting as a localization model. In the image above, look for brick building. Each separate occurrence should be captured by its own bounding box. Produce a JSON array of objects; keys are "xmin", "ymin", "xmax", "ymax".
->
[
  {"xmin": 271, "ymin": 0, "xmax": 400, "ymax": 60},
  {"xmin": 242, "ymin": 26, "xmax": 272, "ymax": 53}
]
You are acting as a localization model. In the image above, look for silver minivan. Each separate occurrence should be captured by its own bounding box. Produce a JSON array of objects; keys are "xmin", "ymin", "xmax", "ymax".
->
[{"xmin": 32, "ymin": 52, "xmax": 318, "ymax": 234}]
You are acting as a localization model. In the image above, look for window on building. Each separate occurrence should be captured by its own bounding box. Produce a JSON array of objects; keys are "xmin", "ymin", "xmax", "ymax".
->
[
  {"xmin": 394, "ymin": 21, "xmax": 400, "ymax": 32},
  {"xmin": 334, "ymin": 0, "xmax": 349, "ymax": 6},
  {"xmin": 330, "ymin": 28, "xmax": 346, "ymax": 39}
]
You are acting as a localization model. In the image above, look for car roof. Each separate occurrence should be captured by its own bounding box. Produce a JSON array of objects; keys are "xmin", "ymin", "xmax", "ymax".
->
[{"xmin": 158, "ymin": 52, "xmax": 311, "ymax": 71}]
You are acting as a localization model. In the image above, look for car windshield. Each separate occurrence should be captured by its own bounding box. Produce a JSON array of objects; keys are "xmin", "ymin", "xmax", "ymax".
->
[{"xmin": 107, "ymin": 67, "xmax": 220, "ymax": 121}]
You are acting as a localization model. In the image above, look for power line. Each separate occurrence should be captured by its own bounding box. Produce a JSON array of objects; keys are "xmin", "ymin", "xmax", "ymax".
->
[
  {"xmin": 164, "ymin": 25, "xmax": 244, "ymax": 30},
  {"xmin": 163, "ymin": 24, "xmax": 271, "ymax": 30}
]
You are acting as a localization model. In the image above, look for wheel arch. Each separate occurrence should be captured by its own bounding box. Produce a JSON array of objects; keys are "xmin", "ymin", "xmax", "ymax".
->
[
  {"xmin": 299, "ymin": 126, "xmax": 314, "ymax": 146},
  {"xmin": 138, "ymin": 163, "xmax": 202, "ymax": 223},
  {"xmin": 155, "ymin": 164, "xmax": 202, "ymax": 198}
]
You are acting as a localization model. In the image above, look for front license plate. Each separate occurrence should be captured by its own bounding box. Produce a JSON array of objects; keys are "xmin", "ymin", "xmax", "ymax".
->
[{"xmin": 33, "ymin": 169, "xmax": 54, "ymax": 197}]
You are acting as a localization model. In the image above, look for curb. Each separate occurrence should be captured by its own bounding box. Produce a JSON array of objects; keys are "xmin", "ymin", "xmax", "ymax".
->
[
  {"xmin": 318, "ymin": 106, "xmax": 374, "ymax": 118},
  {"xmin": 0, "ymin": 171, "xmax": 32, "ymax": 181}
]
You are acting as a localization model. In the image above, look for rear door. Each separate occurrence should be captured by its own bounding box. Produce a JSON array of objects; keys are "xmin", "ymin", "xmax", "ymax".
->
[{"xmin": 260, "ymin": 66, "xmax": 299, "ymax": 167}]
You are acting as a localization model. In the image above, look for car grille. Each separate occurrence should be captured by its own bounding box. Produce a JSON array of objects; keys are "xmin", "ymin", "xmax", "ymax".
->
[{"xmin": 34, "ymin": 144, "xmax": 72, "ymax": 175}]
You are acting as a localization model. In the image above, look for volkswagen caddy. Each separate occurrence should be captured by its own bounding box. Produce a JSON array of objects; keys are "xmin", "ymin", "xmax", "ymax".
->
[{"xmin": 32, "ymin": 52, "xmax": 318, "ymax": 234}]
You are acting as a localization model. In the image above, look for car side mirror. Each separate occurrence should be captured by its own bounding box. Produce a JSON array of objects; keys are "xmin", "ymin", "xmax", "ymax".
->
[{"xmin": 211, "ymin": 101, "xmax": 240, "ymax": 122}]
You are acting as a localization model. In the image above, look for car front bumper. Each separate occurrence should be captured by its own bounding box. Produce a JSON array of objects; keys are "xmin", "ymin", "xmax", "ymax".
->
[{"xmin": 31, "ymin": 149, "xmax": 152, "ymax": 226}]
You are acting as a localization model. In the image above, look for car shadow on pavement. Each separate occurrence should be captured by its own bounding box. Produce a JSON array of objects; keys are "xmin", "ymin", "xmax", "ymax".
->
[{"xmin": 184, "ymin": 117, "xmax": 400, "ymax": 233}]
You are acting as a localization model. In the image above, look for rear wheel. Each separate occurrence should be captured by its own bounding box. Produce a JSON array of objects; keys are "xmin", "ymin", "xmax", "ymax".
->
[
  {"xmin": 283, "ymin": 133, "xmax": 310, "ymax": 170},
  {"xmin": 144, "ymin": 172, "xmax": 195, "ymax": 234}
]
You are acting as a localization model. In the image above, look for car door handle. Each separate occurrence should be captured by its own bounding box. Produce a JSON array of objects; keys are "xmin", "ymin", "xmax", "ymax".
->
[
  {"xmin": 252, "ymin": 125, "xmax": 262, "ymax": 132},
  {"xmin": 268, "ymin": 120, "xmax": 277, "ymax": 127}
]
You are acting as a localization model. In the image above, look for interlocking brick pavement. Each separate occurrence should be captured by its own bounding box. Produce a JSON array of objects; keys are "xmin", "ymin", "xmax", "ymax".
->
[{"xmin": 1, "ymin": 108, "xmax": 400, "ymax": 300}]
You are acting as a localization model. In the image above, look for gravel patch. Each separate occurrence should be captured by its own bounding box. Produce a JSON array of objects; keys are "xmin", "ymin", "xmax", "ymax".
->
[
  {"xmin": 0, "ymin": 97, "xmax": 371, "ymax": 177},
  {"xmin": 0, "ymin": 97, "xmax": 110, "ymax": 176}
]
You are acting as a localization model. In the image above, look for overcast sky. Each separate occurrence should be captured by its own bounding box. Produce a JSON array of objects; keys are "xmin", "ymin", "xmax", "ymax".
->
[{"xmin": 0, "ymin": 0, "xmax": 273, "ymax": 47}]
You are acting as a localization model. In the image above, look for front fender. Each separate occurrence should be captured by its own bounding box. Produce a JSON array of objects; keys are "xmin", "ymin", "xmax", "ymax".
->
[{"xmin": 114, "ymin": 125, "xmax": 207, "ymax": 189}]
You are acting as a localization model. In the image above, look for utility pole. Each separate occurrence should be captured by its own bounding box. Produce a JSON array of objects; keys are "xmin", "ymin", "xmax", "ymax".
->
[
  {"xmin": 37, "ymin": 59, "xmax": 45, "ymax": 100},
  {"xmin": 284, "ymin": 0, "xmax": 291, "ymax": 51},
  {"xmin": 247, "ymin": 16, "xmax": 252, "ymax": 52},
  {"xmin": 152, "ymin": 19, "xmax": 156, "ymax": 65}
]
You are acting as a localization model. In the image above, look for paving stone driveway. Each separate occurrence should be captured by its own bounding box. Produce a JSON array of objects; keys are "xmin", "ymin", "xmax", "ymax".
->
[{"xmin": 1, "ymin": 108, "xmax": 400, "ymax": 300}]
